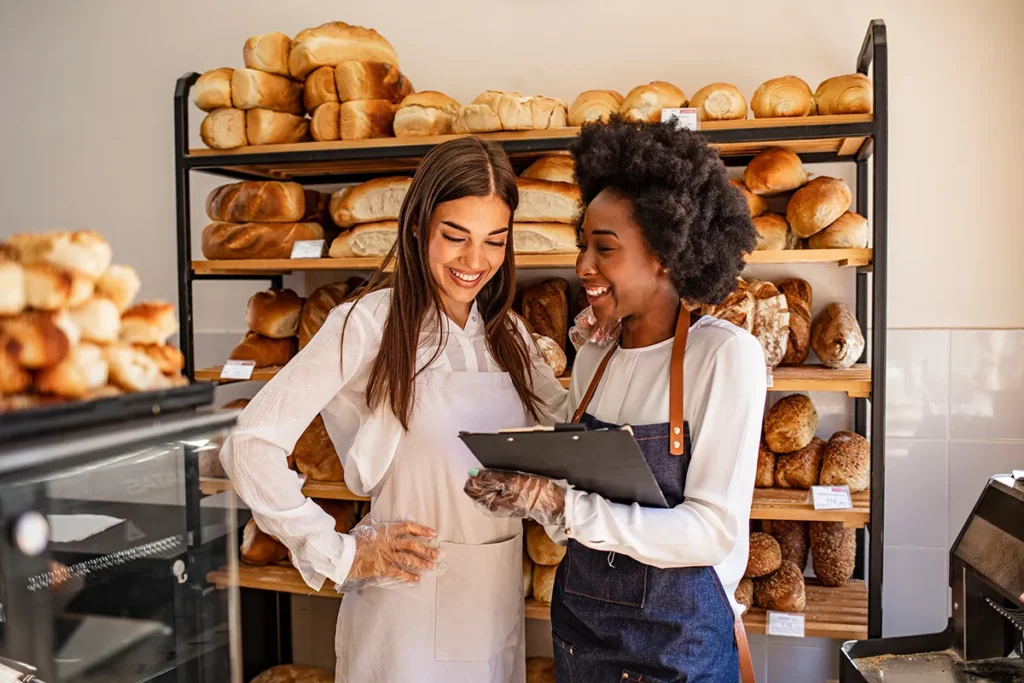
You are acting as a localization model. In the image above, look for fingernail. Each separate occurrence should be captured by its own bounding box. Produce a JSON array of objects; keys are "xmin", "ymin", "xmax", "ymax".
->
[{"xmin": 468, "ymin": 468, "xmax": 479, "ymax": 477}]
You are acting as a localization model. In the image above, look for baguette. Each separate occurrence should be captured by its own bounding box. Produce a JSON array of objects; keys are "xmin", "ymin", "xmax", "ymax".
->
[
  {"xmin": 288, "ymin": 21, "xmax": 400, "ymax": 80},
  {"xmin": 243, "ymin": 32, "xmax": 292, "ymax": 78},
  {"xmin": 201, "ymin": 222, "xmax": 325, "ymax": 260},
  {"xmin": 245, "ymin": 109, "xmax": 309, "ymax": 146},
  {"xmin": 200, "ymin": 108, "xmax": 247, "ymax": 149},
  {"xmin": 334, "ymin": 60, "xmax": 413, "ymax": 103},
  {"xmin": 193, "ymin": 68, "xmax": 234, "ymax": 112},
  {"xmin": 328, "ymin": 221, "xmax": 398, "ymax": 258},
  {"xmin": 329, "ymin": 177, "xmax": 411, "ymax": 228}
]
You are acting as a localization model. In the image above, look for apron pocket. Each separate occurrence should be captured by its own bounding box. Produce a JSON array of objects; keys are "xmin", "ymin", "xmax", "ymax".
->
[
  {"xmin": 434, "ymin": 536, "xmax": 522, "ymax": 662},
  {"xmin": 563, "ymin": 540, "xmax": 648, "ymax": 608},
  {"xmin": 552, "ymin": 632, "xmax": 580, "ymax": 683},
  {"xmin": 622, "ymin": 671, "xmax": 670, "ymax": 683}
]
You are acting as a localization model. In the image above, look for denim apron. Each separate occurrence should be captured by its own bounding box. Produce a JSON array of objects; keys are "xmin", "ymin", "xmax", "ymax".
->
[{"xmin": 550, "ymin": 306, "xmax": 753, "ymax": 683}]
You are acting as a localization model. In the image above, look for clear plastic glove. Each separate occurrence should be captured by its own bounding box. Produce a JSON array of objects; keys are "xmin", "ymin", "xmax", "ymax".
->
[
  {"xmin": 568, "ymin": 306, "xmax": 622, "ymax": 351},
  {"xmin": 338, "ymin": 520, "xmax": 442, "ymax": 592},
  {"xmin": 464, "ymin": 468, "xmax": 567, "ymax": 527}
]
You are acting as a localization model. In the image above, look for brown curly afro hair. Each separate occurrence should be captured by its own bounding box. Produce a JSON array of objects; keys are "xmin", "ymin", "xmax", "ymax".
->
[{"xmin": 570, "ymin": 115, "xmax": 757, "ymax": 305}]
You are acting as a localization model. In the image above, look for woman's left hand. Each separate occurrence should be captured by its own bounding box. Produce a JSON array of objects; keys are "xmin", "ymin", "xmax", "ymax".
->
[{"xmin": 464, "ymin": 469, "xmax": 567, "ymax": 527}]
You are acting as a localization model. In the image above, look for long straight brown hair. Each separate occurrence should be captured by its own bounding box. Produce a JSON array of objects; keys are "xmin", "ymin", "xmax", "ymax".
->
[{"xmin": 342, "ymin": 136, "xmax": 542, "ymax": 430}]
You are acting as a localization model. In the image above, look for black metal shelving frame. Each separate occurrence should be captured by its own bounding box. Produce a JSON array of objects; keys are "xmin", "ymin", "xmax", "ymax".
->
[{"xmin": 172, "ymin": 18, "xmax": 888, "ymax": 654}]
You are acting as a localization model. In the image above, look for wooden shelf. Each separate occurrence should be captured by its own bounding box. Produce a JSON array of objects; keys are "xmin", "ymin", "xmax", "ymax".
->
[
  {"xmin": 199, "ymin": 476, "xmax": 368, "ymax": 501},
  {"xmin": 208, "ymin": 563, "xmax": 339, "ymax": 597},
  {"xmin": 194, "ymin": 366, "xmax": 283, "ymax": 383},
  {"xmin": 751, "ymin": 488, "xmax": 870, "ymax": 527}
]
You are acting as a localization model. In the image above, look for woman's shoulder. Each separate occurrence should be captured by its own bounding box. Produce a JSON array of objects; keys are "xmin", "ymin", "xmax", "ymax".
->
[
  {"xmin": 690, "ymin": 315, "xmax": 764, "ymax": 364},
  {"xmin": 324, "ymin": 286, "xmax": 392, "ymax": 338}
]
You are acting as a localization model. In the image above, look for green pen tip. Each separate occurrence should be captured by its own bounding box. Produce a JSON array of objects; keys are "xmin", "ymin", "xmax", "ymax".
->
[{"xmin": 468, "ymin": 468, "xmax": 479, "ymax": 477}]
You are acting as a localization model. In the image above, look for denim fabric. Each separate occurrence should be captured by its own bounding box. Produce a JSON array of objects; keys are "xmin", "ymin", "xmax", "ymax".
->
[{"xmin": 551, "ymin": 414, "xmax": 739, "ymax": 682}]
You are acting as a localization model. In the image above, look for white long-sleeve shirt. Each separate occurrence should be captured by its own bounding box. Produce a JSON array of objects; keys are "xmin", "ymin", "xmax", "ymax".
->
[
  {"xmin": 219, "ymin": 288, "xmax": 568, "ymax": 592},
  {"xmin": 553, "ymin": 316, "xmax": 766, "ymax": 616}
]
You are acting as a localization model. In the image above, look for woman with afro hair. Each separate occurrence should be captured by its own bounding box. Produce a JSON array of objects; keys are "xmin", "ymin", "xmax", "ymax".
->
[{"xmin": 467, "ymin": 117, "xmax": 765, "ymax": 681}]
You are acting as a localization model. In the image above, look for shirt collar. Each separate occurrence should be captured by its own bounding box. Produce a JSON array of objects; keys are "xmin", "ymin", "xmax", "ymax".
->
[{"xmin": 444, "ymin": 300, "xmax": 485, "ymax": 338}]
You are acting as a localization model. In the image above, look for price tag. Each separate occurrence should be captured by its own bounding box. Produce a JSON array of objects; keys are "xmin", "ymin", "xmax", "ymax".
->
[
  {"xmin": 219, "ymin": 360, "xmax": 255, "ymax": 380},
  {"xmin": 767, "ymin": 611, "xmax": 805, "ymax": 637},
  {"xmin": 811, "ymin": 485, "xmax": 853, "ymax": 510},
  {"xmin": 290, "ymin": 239, "xmax": 325, "ymax": 259},
  {"xmin": 661, "ymin": 108, "xmax": 699, "ymax": 131},
  {"xmin": 766, "ymin": 367, "xmax": 774, "ymax": 388}
]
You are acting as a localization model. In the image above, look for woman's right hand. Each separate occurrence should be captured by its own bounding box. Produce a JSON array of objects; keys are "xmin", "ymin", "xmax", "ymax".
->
[{"xmin": 342, "ymin": 521, "xmax": 441, "ymax": 589}]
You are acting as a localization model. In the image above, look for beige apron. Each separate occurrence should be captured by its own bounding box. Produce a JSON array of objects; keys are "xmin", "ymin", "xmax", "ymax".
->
[{"xmin": 335, "ymin": 370, "xmax": 527, "ymax": 683}]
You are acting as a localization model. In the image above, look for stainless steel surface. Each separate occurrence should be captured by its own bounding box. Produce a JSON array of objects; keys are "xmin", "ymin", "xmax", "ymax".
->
[{"xmin": 853, "ymin": 650, "xmax": 1024, "ymax": 683}]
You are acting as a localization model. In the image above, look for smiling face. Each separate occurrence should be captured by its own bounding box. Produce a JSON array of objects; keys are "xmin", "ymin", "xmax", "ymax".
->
[
  {"xmin": 576, "ymin": 187, "xmax": 673, "ymax": 325},
  {"xmin": 426, "ymin": 194, "xmax": 512, "ymax": 324}
]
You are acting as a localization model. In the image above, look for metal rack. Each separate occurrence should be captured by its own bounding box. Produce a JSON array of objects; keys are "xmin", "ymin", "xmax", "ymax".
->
[{"xmin": 172, "ymin": 18, "xmax": 888, "ymax": 657}]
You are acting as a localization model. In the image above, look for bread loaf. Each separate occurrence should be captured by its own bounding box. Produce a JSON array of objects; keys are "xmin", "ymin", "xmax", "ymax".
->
[
  {"xmin": 136, "ymin": 343, "xmax": 184, "ymax": 375},
  {"xmin": 689, "ymin": 83, "xmax": 747, "ymax": 121},
  {"xmin": 819, "ymin": 431, "xmax": 870, "ymax": 492},
  {"xmin": 200, "ymin": 108, "xmax": 247, "ymax": 149},
  {"xmin": 810, "ymin": 522, "xmax": 856, "ymax": 586},
  {"xmin": 786, "ymin": 177, "xmax": 852, "ymax": 238},
  {"xmin": 526, "ymin": 522, "xmax": 565, "ymax": 566},
  {"xmin": 292, "ymin": 414, "xmax": 343, "ymax": 481},
  {"xmin": 250, "ymin": 664, "xmax": 333, "ymax": 683},
  {"xmin": 752, "ymin": 280, "xmax": 790, "ymax": 368},
  {"xmin": 120, "ymin": 302, "xmax": 177, "ymax": 345},
  {"xmin": 0, "ymin": 336, "xmax": 31, "ymax": 393},
  {"xmin": 533, "ymin": 564, "xmax": 557, "ymax": 605},
  {"xmin": 340, "ymin": 99, "xmax": 395, "ymax": 140},
  {"xmin": 334, "ymin": 60, "xmax": 413, "ymax": 103},
  {"xmin": 301, "ymin": 190, "xmax": 331, "ymax": 225},
  {"xmin": 755, "ymin": 438, "xmax": 776, "ymax": 488},
  {"xmin": 206, "ymin": 181, "xmax": 307, "ymax": 223},
  {"xmin": 229, "ymin": 331, "xmax": 296, "ymax": 368},
  {"xmin": 455, "ymin": 92, "xmax": 568, "ymax": 132},
  {"xmin": 730, "ymin": 180, "xmax": 767, "ymax": 218},
  {"xmin": 777, "ymin": 278, "xmax": 812, "ymax": 365},
  {"xmin": 46, "ymin": 309, "xmax": 80, "ymax": 348},
  {"xmin": 104, "ymin": 343, "xmax": 171, "ymax": 392},
  {"xmin": 452, "ymin": 103, "xmax": 501, "ymax": 134},
  {"xmin": 526, "ymin": 657, "xmax": 556, "ymax": 683},
  {"xmin": 522, "ymin": 553, "xmax": 534, "ymax": 597},
  {"xmin": 811, "ymin": 303, "xmax": 864, "ymax": 369},
  {"xmin": 193, "ymin": 68, "xmax": 233, "ymax": 112},
  {"xmin": 393, "ymin": 91, "xmax": 460, "ymax": 137},
  {"xmin": 330, "ymin": 177, "xmax": 411, "ymax": 228},
  {"xmin": 620, "ymin": 81, "xmax": 687, "ymax": 123},
  {"xmin": 753, "ymin": 214, "xmax": 799, "ymax": 251},
  {"xmin": 201, "ymin": 222, "xmax": 325, "ymax": 260},
  {"xmin": 310, "ymin": 102, "xmax": 340, "ymax": 141},
  {"xmin": 9, "ymin": 230, "xmax": 112, "ymax": 280},
  {"xmin": 762, "ymin": 520, "xmax": 809, "ymax": 570},
  {"xmin": 523, "ymin": 278, "xmax": 569, "ymax": 350},
  {"xmin": 71, "ymin": 297, "xmax": 121, "ymax": 344},
  {"xmin": 735, "ymin": 577, "xmax": 754, "ymax": 614},
  {"xmin": 22, "ymin": 263, "xmax": 71, "ymax": 311},
  {"xmin": 568, "ymin": 89, "xmax": 624, "ymax": 126},
  {"xmin": 288, "ymin": 21, "xmax": 400, "ymax": 80},
  {"xmin": 775, "ymin": 436, "xmax": 825, "ymax": 489},
  {"xmin": 753, "ymin": 560, "xmax": 806, "ymax": 611},
  {"xmin": 246, "ymin": 109, "xmax": 309, "ymax": 145},
  {"xmin": 743, "ymin": 148, "xmax": 808, "ymax": 195},
  {"xmin": 0, "ymin": 261, "xmax": 25, "ymax": 315},
  {"xmin": 240, "ymin": 518, "xmax": 288, "ymax": 565},
  {"xmin": 96, "ymin": 264, "xmax": 140, "ymax": 312},
  {"xmin": 814, "ymin": 74, "xmax": 873, "ymax": 115},
  {"xmin": 516, "ymin": 178, "xmax": 580, "ymax": 223},
  {"xmin": 764, "ymin": 394, "xmax": 819, "ymax": 453},
  {"xmin": 751, "ymin": 76, "xmax": 813, "ymax": 118},
  {"xmin": 745, "ymin": 532, "xmax": 782, "ymax": 578},
  {"xmin": 246, "ymin": 289, "xmax": 303, "ymax": 338},
  {"xmin": 512, "ymin": 223, "xmax": 577, "ymax": 255},
  {"xmin": 808, "ymin": 211, "xmax": 868, "ymax": 249},
  {"xmin": 303, "ymin": 66, "xmax": 337, "ymax": 111},
  {"xmin": 532, "ymin": 334, "xmax": 566, "ymax": 377},
  {"xmin": 328, "ymin": 221, "xmax": 397, "ymax": 257},
  {"xmin": 243, "ymin": 32, "xmax": 292, "ymax": 78},
  {"xmin": 298, "ymin": 282, "xmax": 350, "ymax": 349},
  {"xmin": 522, "ymin": 156, "xmax": 575, "ymax": 184},
  {"xmin": 319, "ymin": 499, "xmax": 360, "ymax": 534},
  {"xmin": 702, "ymin": 278, "xmax": 755, "ymax": 332}
]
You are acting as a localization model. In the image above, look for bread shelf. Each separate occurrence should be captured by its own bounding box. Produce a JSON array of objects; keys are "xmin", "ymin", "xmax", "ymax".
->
[
  {"xmin": 751, "ymin": 487, "xmax": 870, "ymax": 527},
  {"xmin": 199, "ymin": 476, "xmax": 368, "ymax": 501},
  {"xmin": 208, "ymin": 563, "xmax": 339, "ymax": 597}
]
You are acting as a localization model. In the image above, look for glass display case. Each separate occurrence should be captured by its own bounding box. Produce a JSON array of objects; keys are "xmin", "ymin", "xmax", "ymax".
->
[{"xmin": 0, "ymin": 390, "xmax": 241, "ymax": 683}]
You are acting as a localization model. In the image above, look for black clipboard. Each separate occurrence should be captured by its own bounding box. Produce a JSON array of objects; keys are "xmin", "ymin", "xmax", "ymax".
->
[{"xmin": 459, "ymin": 424, "xmax": 669, "ymax": 508}]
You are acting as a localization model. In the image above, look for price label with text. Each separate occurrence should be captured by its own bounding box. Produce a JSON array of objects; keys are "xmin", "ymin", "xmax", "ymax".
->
[
  {"xmin": 661, "ymin": 108, "xmax": 699, "ymax": 131},
  {"xmin": 767, "ymin": 611, "xmax": 805, "ymax": 637},
  {"xmin": 766, "ymin": 367, "xmax": 774, "ymax": 388},
  {"xmin": 220, "ymin": 360, "xmax": 255, "ymax": 380},
  {"xmin": 290, "ymin": 239, "xmax": 325, "ymax": 259},
  {"xmin": 811, "ymin": 485, "xmax": 853, "ymax": 510}
]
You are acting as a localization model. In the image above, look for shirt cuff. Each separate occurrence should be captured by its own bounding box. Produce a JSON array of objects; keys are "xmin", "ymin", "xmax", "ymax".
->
[
  {"xmin": 562, "ymin": 486, "xmax": 583, "ymax": 540},
  {"xmin": 292, "ymin": 532, "xmax": 357, "ymax": 592}
]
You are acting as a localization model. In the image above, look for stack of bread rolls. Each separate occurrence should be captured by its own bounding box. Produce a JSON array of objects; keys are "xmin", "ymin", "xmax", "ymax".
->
[
  {"xmin": 229, "ymin": 288, "xmax": 303, "ymax": 369},
  {"xmin": 513, "ymin": 155, "xmax": 579, "ymax": 255},
  {"xmin": 328, "ymin": 177, "xmax": 411, "ymax": 258},
  {"xmin": 454, "ymin": 91, "xmax": 568, "ymax": 134},
  {"xmin": 525, "ymin": 521, "xmax": 564, "ymax": 605},
  {"xmin": 743, "ymin": 531, "xmax": 806, "ymax": 612},
  {"xmin": 701, "ymin": 278, "xmax": 789, "ymax": 369},
  {"xmin": 0, "ymin": 230, "xmax": 185, "ymax": 411},
  {"xmin": 311, "ymin": 58, "xmax": 414, "ymax": 141}
]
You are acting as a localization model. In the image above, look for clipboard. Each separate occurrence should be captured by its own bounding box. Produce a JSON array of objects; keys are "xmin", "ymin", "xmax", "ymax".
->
[{"xmin": 459, "ymin": 424, "xmax": 669, "ymax": 508}]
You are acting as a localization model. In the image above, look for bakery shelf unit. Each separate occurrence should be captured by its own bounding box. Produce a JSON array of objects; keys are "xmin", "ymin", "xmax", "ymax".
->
[{"xmin": 173, "ymin": 18, "xmax": 888, "ymax": 653}]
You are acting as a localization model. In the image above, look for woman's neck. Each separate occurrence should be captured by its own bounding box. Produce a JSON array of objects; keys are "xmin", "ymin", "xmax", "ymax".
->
[
  {"xmin": 440, "ymin": 295, "xmax": 472, "ymax": 330},
  {"xmin": 620, "ymin": 290, "xmax": 681, "ymax": 349}
]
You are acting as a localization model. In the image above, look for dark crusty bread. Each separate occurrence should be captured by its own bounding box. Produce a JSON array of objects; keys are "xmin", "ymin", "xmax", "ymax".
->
[
  {"xmin": 292, "ymin": 414, "xmax": 343, "ymax": 482},
  {"xmin": 778, "ymin": 278, "xmax": 812, "ymax": 365},
  {"xmin": 735, "ymin": 577, "xmax": 754, "ymax": 614},
  {"xmin": 240, "ymin": 518, "xmax": 289, "ymax": 565},
  {"xmin": 763, "ymin": 519, "xmax": 809, "ymax": 571},
  {"xmin": 754, "ymin": 560, "xmax": 806, "ymax": 612},
  {"xmin": 775, "ymin": 436, "xmax": 825, "ymax": 489},
  {"xmin": 745, "ymin": 532, "xmax": 782, "ymax": 578},
  {"xmin": 522, "ymin": 279, "xmax": 569, "ymax": 351},
  {"xmin": 811, "ymin": 303, "xmax": 865, "ymax": 370},
  {"xmin": 810, "ymin": 522, "xmax": 856, "ymax": 586},
  {"xmin": 298, "ymin": 282, "xmax": 350, "ymax": 349},
  {"xmin": 819, "ymin": 431, "xmax": 870, "ymax": 492},
  {"xmin": 764, "ymin": 394, "xmax": 819, "ymax": 453},
  {"xmin": 755, "ymin": 438, "xmax": 776, "ymax": 488}
]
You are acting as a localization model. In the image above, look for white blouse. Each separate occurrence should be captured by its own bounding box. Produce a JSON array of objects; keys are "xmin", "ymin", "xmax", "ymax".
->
[
  {"xmin": 551, "ymin": 316, "xmax": 766, "ymax": 617},
  {"xmin": 220, "ymin": 288, "xmax": 568, "ymax": 592}
]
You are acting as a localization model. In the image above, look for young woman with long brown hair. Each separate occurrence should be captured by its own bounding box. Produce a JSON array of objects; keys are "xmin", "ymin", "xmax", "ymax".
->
[{"xmin": 221, "ymin": 137, "xmax": 567, "ymax": 683}]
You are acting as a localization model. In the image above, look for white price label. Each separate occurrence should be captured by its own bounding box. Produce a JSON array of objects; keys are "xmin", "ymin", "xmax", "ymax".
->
[
  {"xmin": 767, "ymin": 611, "xmax": 805, "ymax": 637},
  {"xmin": 661, "ymin": 108, "xmax": 699, "ymax": 131},
  {"xmin": 811, "ymin": 485, "xmax": 853, "ymax": 510},
  {"xmin": 219, "ymin": 360, "xmax": 255, "ymax": 380},
  {"xmin": 766, "ymin": 367, "xmax": 774, "ymax": 388},
  {"xmin": 290, "ymin": 239, "xmax": 325, "ymax": 259}
]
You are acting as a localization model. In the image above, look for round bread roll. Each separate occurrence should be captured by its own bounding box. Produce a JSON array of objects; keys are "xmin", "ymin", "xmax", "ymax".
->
[
  {"xmin": 735, "ymin": 577, "xmax": 754, "ymax": 614},
  {"xmin": 299, "ymin": 282, "xmax": 350, "ymax": 349},
  {"xmin": 763, "ymin": 520, "xmax": 809, "ymax": 570},
  {"xmin": 0, "ymin": 311, "xmax": 70, "ymax": 369},
  {"xmin": 751, "ymin": 76, "xmax": 813, "ymax": 118},
  {"xmin": 753, "ymin": 214, "xmax": 799, "ymax": 251},
  {"xmin": 250, "ymin": 664, "xmax": 334, "ymax": 683},
  {"xmin": 71, "ymin": 297, "xmax": 122, "ymax": 344},
  {"xmin": 96, "ymin": 264, "xmax": 141, "ymax": 312},
  {"xmin": 532, "ymin": 564, "xmax": 557, "ymax": 605},
  {"xmin": 810, "ymin": 522, "xmax": 856, "ymax": 587},
  {"xmin": 0, "ymin": 260, "xmax": 26, "ymax": 315},
  {"xmin": 808, "ymin": 211, "xmax": 869, "ymax": 249},
  {"xmin": 526, "ymin": 522, "xmax": 565, "ymax": 566},
  {"xmin": 755, "ymin": 438, "xmax": 776, "ymax": 488},
  {"xmin": 303, "ymin": 66, "xmax": 338, "ymax": 112},
  {"xmin": 746, "ymin": 532, "xmax": 782, "ymax": 578},
  {"xmin": 620, "ymin": 81, "xmax": 687, "ymax": 123},
  {"xmin": 246, "ymin": 289, "xmax": 304, "ymax": 339},
  {"xmin": 811, "ymin": 303, "xmax": 865, "ymax": 370},
  {"xmin": 729, "ymin": 179, "xmax": 767, "ymax": 218},
  {"xmin": 393, "ymin": 91, "xmax": 460, "ymax": 137},
  {"xmin": 743, "ymin": 148, "xmax": 808, "ymax": 196},
  {"xmin": 104, "ymin": 343, "xmax": 171, "ymax": 392},
  {"xmin": 786, "ymin": 177, "xmax": 853, "ymax": 238},
  {"xmin": 814, "ymin": 74, "xmax": 873, "ymax": 115},
  {"xmin": 193, "ymin": 68, "xmax": 234, "ymax": 112},
  {"xmin": 292, "ymin": 414, "xmax": 343, "ymax": 481},
  {"xmin": 819, "ymin": 431, "xmax": 870, "ymax": 492},
  {"xmin": 288, "ymin": 21, "xmax": 400, "ymax": 80},
  {"xmin": 775, "ymin": 436, "xmax": 826, "ymax": 489},
  {"xmin": 526, "ymin": 657, "xmax": 556, "ymax": 683},
  {"xmin": 754, "ymin": 560, "xmax": 806, "ymax": 612},
  {"xmin": 121, "ymin": 301, "xmax": 178, "ymax": 345},
  {"xmin": 522, "ymin": 554, "xmax": 534, "ymax": 597},
  {"xmin": 689, "ymin": 83, "xmax": 747, "ymax": 121},
  {"xmin": 35, "ymin": 342, "xmax": 109, "ymax": 399},
  {"xmin": 23, "ymin": 262, "xmax": 72, "ymax": 311},
  {"xmin": 0, "ymin": 336, "xmax": 31, "ymax": 394},
  {"xmin": 136, "ymin": 343, "xmax": 185, "ymax": 375},
  {"xmin": 521, "ymin": 156, "xmax": 576, "ymax": 185},
  {"xmin": 764, "ymin": 394, "xmax": 819, "ymax": 453},
  {"xmin": 568, "ymin": 89, "xmax": 624, "ymax": 126},
  {"xmin": 532, "ymin": 334, "xmax": 567, "ymax": 377},
  {"xmin": 240, "ymin": 518, "xmax": 289, "ymax": 565}
]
